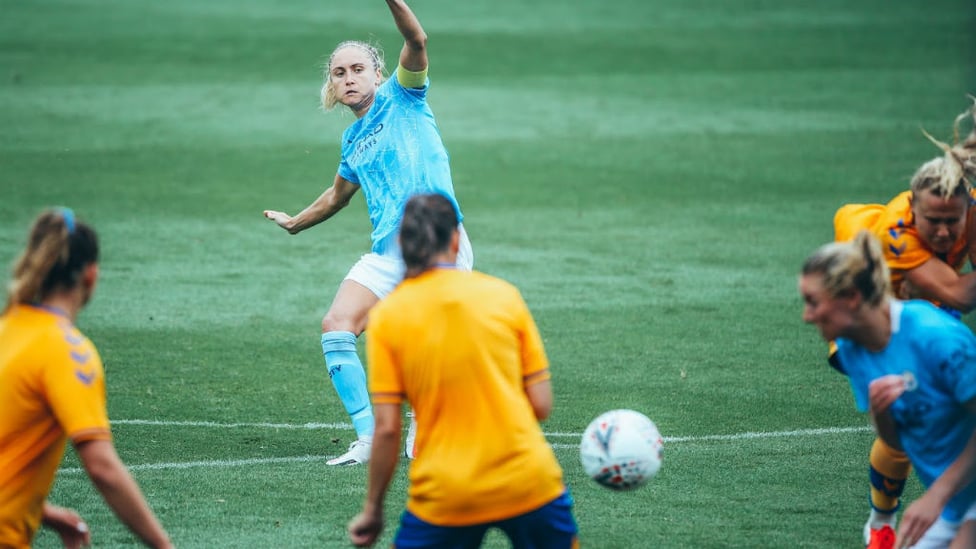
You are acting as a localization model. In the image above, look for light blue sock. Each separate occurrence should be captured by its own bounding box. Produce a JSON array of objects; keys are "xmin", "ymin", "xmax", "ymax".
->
[{"xmin": 321, "ymin": 331, "xmax": 374, "ymax": 439}]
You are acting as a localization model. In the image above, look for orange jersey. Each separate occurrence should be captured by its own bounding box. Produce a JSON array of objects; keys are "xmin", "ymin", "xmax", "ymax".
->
[
  {"xmin": 0, "ymin": 305, "xmax": 111, "ymax": 548},
  {"xmin": 366, "ymin": 269, "xmax": 565, "ymax": 526},
  {"xmin": 834, "ymin": 190, "xmax": 974, "ymax": 299}
]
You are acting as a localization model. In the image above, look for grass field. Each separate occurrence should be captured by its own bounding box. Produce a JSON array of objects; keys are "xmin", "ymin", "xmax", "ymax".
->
[{"xmin": 2, "ymin": 0, "xmax": 975, "ymax": 547}]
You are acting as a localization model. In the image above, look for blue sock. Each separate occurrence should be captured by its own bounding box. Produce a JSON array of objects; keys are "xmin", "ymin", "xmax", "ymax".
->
[{"xmin": 321, "ymin": 331, "xmax": 373, "ymax": 439}]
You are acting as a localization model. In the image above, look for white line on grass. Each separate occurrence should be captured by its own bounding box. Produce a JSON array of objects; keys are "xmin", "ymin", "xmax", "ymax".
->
[
  {"xmin": 60, "ymin": 455, "xmax": 327, "ymax": 474},
  {"xmin": 112, "ymin": 419, "xmax": 872, "ymax": 442},
  {"xmin": 113, "ymin": 419, "xmax": 353, "ymax": 430},
  {"xmin": 57, "ymin": 422, "xmax": 873, "ymax": 475}
]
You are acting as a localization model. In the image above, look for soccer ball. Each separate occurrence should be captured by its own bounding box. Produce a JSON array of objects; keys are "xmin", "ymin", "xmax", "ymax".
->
[{"xmin": 580, "ymin": 409, "xmax": 663, "ymax": 490}]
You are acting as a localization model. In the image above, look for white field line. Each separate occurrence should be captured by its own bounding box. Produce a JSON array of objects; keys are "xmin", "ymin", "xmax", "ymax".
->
[
  {"xmin": 57, "ymin": 422, "xmax": 872, "ymax": 475},
  {"xmin": 112, "ymin": 419, "xmax": 353, "ymax": 430}
]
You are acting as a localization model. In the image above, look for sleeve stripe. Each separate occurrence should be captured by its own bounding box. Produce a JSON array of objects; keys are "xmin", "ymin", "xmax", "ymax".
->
[
  {"xmin": 372, "ymin": 391, "xmax": 405, "ymax": 403},
  {"xmin": 68, "ymin": 427, "xmax": 112, "ymax": 444},
  {"xmin": 523, "ymin": 369, "xmax": 551, "ymax": 386}
]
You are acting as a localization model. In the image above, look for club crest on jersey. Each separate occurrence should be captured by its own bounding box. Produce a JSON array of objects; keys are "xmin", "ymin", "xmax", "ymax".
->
[{"xmin": 901, "ymin": 371, "xmax": 918, "ymax": 392}]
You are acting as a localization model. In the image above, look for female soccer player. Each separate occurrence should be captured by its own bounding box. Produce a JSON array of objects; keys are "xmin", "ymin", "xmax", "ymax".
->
[
  {"xmin": 800, "ymin": 230, "xmax": 976, "ymax": 549},
  {"xmin": 829, "ymin": 99, "xmax": 976, "ymax": 547},
  {"xmin": 0, "ymin": 208, "xmax": 173, "ymax": 548},
  {"xmin": 347, "ymin": 193, "xmax": 578, "ymax": 548},
  {"xmin": 263, "ymin": 0, "xmax": 472, "ymax": 466}
]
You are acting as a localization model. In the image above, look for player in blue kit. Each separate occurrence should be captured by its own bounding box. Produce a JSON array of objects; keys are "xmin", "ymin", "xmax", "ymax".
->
[
  {"xmin": 799, "ymin": 230, "xmax": 976, "ymax": 548},
  {"xmin": 263, "ymin": 0, "xmax": 473, "ymax": 466}
]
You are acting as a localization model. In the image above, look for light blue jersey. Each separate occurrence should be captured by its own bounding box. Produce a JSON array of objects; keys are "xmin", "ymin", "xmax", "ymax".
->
[
  {"xmin": 337, "ymin": 70, "xmax": 462, "ymax": 256},
  {"xmin": 837, "ymin": 300, "xmax": 976, "ymax": 522}
]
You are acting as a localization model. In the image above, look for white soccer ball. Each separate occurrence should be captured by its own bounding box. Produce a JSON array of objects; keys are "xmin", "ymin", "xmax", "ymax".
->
[{"xmin": 580, "ymin": 409, "xmax": 663, "ymax": 490}]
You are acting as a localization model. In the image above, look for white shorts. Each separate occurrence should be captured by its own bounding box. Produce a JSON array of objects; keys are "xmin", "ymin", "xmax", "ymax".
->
[
  {"xmin": 345, "ymin": 224, "xmax": 474, "ymax": 300},
  {"xmin": 909, "ymin": 501, "xmax": 976, "ymax": 549}
]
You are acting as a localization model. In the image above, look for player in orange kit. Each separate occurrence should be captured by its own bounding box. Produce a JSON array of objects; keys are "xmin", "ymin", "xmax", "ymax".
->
[
  {"xmin": 0, "ymin": 208, "xmax": 172, "ymax": 549},
  {"xmin": 347, "ymin": 194, "xmax": 578, "ymax": 548}
]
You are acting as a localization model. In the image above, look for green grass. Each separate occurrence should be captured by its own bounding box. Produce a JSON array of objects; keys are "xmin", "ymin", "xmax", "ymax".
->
[{"xmin": 2, "ymin": 0, "xmax": 974, "ymax": 547}]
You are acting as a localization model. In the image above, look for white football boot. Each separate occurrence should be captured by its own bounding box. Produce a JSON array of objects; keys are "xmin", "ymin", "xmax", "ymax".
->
[{"xmin": 327, "ymin": 438, "xmax": 371, "ymax": 466}]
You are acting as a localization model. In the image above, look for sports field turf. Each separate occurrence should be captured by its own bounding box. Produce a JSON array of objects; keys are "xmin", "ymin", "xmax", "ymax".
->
[{"xmin": 2, "ymin": 0, "xmax": 975, "ymax": 547}]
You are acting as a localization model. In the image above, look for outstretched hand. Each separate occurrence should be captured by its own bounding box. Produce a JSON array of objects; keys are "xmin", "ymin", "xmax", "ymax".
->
[{"xmin": 263, "ymin": 210, "xmax": 297, "ymax": 233}]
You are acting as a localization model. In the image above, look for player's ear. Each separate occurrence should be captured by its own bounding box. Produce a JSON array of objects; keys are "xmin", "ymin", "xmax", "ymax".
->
[
  {"xmin": 82, "ymin": 263, "xmax": 99, "ymax": 287},
  {"xmin": 79, "ymin": 263, "xmax": 99, "ymax": 305},
  {"xmin": 450, "ymin": 229, "xmax": 460, "ymax": 255}
]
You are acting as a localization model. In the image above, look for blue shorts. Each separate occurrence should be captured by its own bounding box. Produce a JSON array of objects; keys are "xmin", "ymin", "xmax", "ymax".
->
[{"xmin": 393, "ymin": 491, "xmax": 579, "ymax": 549}]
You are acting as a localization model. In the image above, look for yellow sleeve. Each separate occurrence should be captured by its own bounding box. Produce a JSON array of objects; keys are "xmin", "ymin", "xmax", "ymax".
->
[
  {"xmin": 516, "ymin": 291, "xmax": 551, "ymax": 386},
  {"xmin": 880, "ymin": 226, "xmax": 932, "ymax": 271},
  {"xmin": 875, "ymin": 193, "xmax": 933, "ymax": 271},
  {"xmin": 835, "ymin": 192, "xmax": 932, "ymax": 271},
  {"xmin": 834, "ymin": 203, "xmax": 884, "ymax": 243},
  {"xmin": 366, "ymin": 304, "xmax": 405, "ymax": 405},
  {"xmin": 43, "ymin": 329, "xmax": 111, "ymax": 443},
  {"xmin": 396, "ymin": 64, "xmax": 428, "ymax": 89}
]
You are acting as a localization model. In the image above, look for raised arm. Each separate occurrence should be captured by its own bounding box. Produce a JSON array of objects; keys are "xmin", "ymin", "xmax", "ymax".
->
[
  {"xmin": 903, "ymin": 258, "xmax": 976, "ymax": 313},
  {"xmin": 263, "ymin": 175, "xmax": 360, "ymax": 234},
  {"xmin": 386, "ymin": 0, "xmax": 428, "ymax": 72}
]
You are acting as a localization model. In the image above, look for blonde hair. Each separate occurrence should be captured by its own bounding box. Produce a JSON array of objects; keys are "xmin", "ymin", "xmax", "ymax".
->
[
  {"xmin": 912, "ymin": 95, "xmax": 976, "ymax": 199},
  {"xmin": 4, "ymin": 208, "xmax": 99, "ymax": 312},
  {"xmin": 320, "ymin": 40, "xmax": 386, "ymax": 111},
  {"xmin": 801, "ymin": 230, "xmax": 891, "ymax": 306}
]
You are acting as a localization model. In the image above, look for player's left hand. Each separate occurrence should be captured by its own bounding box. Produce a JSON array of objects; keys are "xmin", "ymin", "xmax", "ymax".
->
[{"xmin": 348, "ymin": 509, "xmax": 383, "ymax": 548}]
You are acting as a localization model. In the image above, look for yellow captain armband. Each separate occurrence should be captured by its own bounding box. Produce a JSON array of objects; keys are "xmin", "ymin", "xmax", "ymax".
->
[{"xmin": 396, "ymin": 65, "xmax": 428, "ymax": 89}]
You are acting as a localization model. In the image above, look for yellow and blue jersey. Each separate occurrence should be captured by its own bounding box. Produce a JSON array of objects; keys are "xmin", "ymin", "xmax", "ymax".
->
[
  {"xmin": 367, "ymin": 268, "xmax": 565, "ymax": 526},
  {"xmin": 834, "ymin": 190, "xmax": 975, "ymax": 300},
  {"xmin": 0, "ymin": 305, "xmax": 111, "ymax": 547}
]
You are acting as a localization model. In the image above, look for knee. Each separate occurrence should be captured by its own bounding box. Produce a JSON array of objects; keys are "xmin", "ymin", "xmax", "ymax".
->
[
  {"xmin": 322, "ymin": 313, "xmax": 364, "ymax": 335},
  {"xmin": 321, "ymin": 314, "xmax": 342, "ymax": 334}
]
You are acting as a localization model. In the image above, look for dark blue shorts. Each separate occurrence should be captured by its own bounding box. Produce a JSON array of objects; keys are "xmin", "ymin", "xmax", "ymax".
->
[{"xmin": 393, "ymin": 491, "xmax": 579, "ymax": 549}]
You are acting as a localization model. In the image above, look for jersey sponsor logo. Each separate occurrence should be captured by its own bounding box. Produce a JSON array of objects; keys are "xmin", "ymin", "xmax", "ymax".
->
[{"xmin": 349, "ymin": 123, "xmax": 385, "ymax": 164}]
